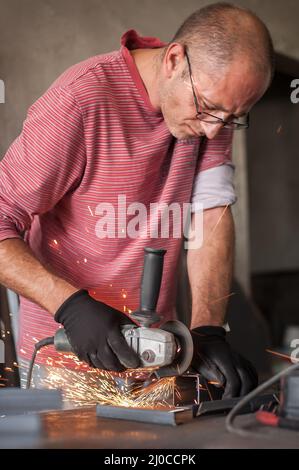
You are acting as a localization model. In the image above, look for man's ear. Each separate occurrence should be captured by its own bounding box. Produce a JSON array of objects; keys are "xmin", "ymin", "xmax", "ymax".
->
[{"xmin": 163, "ymin": 43, "xmax": 185, "ymax": 79}]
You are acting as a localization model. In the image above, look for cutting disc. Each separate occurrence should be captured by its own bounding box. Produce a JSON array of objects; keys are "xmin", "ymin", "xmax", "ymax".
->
[{"xmin": 154, "ymin": 320, "xmax": 194, "ymax": 378}]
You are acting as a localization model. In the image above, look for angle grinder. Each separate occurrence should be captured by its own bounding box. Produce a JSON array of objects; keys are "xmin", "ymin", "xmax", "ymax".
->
[{"xmin": 26, "ymin": 248, "xmax": 194, "ymax": 388}]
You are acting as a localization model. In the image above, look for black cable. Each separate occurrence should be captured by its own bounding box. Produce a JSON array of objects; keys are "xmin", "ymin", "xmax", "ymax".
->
[
  {"xmin": 26, "ymin": 336, "xmax": 54, "ymax": 389},
  {"xmin": 225, "ymin": 361, "xmax": 299, "ymax": 438}
]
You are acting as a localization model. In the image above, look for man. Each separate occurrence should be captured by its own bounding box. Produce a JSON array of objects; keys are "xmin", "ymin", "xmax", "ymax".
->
[{"xmin": 0, "ymin": 3, "xmax": 274, "ymax": 397}]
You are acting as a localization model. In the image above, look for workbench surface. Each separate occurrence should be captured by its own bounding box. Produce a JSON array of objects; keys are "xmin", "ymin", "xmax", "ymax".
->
[{"xmin": 2, "ymin": 407, "xmax": 299, "ymax": 449}]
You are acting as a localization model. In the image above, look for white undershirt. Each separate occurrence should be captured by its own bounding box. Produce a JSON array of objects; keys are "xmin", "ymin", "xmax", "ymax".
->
[{"xmin": 191, "ymin": 162, "xmax": 237, "ymax": 211}]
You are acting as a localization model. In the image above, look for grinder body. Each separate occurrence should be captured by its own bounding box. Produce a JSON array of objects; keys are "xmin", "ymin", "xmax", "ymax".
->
[{"xmin": 54, "ymin": 324, "xmax": 178, "ymax": 369}]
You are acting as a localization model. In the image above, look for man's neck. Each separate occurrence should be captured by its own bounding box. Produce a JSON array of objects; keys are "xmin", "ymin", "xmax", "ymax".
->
[{"xmin": 130, "ymin": 48, "xmax": 162, "ymax": 111}]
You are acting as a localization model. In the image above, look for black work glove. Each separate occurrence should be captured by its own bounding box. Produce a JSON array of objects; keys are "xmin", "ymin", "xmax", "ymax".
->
[
  {"xmin": 191, "ymin": 326, "xmax": 258, "ymax": 399},
  {"xmin": 54, "ymin": 289, "xmax": 140, "ymax": 372}
]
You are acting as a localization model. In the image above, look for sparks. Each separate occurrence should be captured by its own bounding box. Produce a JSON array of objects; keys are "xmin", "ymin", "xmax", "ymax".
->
[
  {"xmin": 266, "ymin": 348, "xmax": 299, "ymax": 363},
  {"xmin": 205, "ymin": 204, "xmax": 229, "ymax": 245},
  {"xmin": 208, "ymin": 380, "xmax": 221, "ymax": 386},
  {"xmin": 39, "ymin": 367, "xmax": 177, "ymax": 409},
  {"xmin": 209, "ymin": 292, "xmax": 236, "ymax": 305}
]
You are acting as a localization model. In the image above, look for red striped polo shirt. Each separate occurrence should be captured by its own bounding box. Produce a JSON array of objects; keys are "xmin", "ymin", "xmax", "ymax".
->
[{"xmin": 0, "ymin": 30, "xmax": 233, "ymax": 369}]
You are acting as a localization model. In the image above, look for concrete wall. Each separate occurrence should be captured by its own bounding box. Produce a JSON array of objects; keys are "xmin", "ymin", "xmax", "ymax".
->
[
  {"xmin": 232, "ymin": 130, "xmax": 250, "ymax": 294},
  {"xmin": 248, "ymin": 72, "xmax": 299, "ymax": 274},
  {"xmin": 1, "ymin": 0, "xmax": 299, "ymax": 156}
]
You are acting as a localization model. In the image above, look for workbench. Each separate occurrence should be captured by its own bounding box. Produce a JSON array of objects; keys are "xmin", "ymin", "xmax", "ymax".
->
[{"xmin": 1, "ymin": 407, "xmax": 299, "ymax": 449}]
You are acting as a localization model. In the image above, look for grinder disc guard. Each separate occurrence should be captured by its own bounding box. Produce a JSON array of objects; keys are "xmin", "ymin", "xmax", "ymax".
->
[{"xmin": 154, "ymin": 320, "xmax": 194, "ymax": 378}]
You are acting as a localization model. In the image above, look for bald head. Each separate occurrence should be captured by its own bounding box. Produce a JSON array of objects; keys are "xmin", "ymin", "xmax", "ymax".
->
[{"xmin": 171, "ymin": 2, "xmax": 274, "ymax": 82}]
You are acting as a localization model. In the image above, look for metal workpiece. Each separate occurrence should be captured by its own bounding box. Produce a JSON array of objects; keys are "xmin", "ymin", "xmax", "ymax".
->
[
  {"xmin": 194, "ymin": 393, "xmax": 278, "ymax": 418},
  {"xmin": 96, "ymin": 403, "xmax": 193, "ymax": 426},
  {"xmin": 96, "ymin": 373, "xmax": 223, "ymax": 421},
  {"xmin": 0, "ymin": 414, "xmax": 44, "ymax": 449},
  {"xmin": 172, "ymin": 374, "xmax": 223, "ymax": 407},
  {"xmin": 0, "ymin": 388, "xmax": 63, "ymax": 415}
]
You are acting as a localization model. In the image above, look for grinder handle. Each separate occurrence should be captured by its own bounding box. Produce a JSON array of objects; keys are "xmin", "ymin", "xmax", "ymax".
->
[
  {"xmin": 54, "ymin": 325, "xmax": 136, "ymax": 353},
  {"xmin": 140, "ymin": 247, "xmax": 166, "ymax": 313}
]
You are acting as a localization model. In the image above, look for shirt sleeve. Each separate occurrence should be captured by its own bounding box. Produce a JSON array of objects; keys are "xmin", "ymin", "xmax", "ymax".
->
[
  {"xmin": 197, "ymin": 127, "xmax": 233, "ymax": 172},
  {"xmin": 191, "ymin": 162, "xmax": 237, "ymax": 211},
  {"xmin": 0, "ymin": 86, "xmax": 86, "ymax": 242}
]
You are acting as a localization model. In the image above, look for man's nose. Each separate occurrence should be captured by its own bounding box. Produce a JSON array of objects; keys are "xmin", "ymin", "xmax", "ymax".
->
[{"xmin": 200, "ymin": 122, "xmax": 223, "ymax": 139}]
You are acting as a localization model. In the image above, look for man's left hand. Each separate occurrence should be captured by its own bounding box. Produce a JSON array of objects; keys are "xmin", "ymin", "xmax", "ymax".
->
[{"xmin": 191, "ymin": 326, "xmax": 258, "ymax": 398}]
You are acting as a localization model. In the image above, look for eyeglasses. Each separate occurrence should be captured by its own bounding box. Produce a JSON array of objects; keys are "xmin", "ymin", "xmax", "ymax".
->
[{"xmin": 185, "ymin": 50, "xmax": 250, "ymax": 130}]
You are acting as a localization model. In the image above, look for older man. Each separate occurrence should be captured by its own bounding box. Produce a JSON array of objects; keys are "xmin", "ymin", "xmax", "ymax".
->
[{"xmin": 0, "ymin": 3, "xmax": 273, "ymax": 397}]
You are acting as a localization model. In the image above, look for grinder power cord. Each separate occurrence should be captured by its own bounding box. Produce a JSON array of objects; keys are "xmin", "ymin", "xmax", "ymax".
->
[{"xmin": 226, "ymin": 361, "xmax": 299, "ymax": 438}]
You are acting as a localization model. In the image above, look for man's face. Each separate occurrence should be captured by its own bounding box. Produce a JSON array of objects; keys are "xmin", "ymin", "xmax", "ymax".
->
[{"xmin": 159, "ymin": 48, "xmax": 270, "ymax": 140}]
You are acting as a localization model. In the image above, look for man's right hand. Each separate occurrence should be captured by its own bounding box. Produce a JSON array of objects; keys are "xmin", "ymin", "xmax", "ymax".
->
[{"xmin": 54, "ymin": 289, "xmax": 140, "ymax": 372}]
